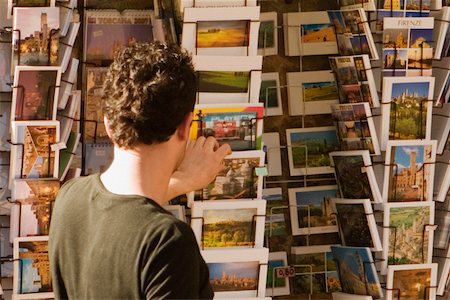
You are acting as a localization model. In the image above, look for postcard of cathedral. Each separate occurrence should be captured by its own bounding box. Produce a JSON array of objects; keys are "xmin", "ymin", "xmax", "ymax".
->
[
  {"xmin": 190, "ymin": 199, "xmax": 265, "ymax": 250},
  {"xmin": 201, "ymin": 248, "xmax": 268, "ymax": 299},
  {"xmin": 383, "ymin": 140, "xmax": 437, "ymax": 202},
  {"xmin": 381, "ymin": 201, "xmax": 435, "ymax": 275},
  {"xmin": 13, "ymin": 236, "xmax": 54, "ymax": 299},
  {"xmin": 380, "ymin": 76, "xmax": 434, "ymax": 150},
  {"xmin": 11, "ymin": 7, "xmax": 60, "ymax": 74}
]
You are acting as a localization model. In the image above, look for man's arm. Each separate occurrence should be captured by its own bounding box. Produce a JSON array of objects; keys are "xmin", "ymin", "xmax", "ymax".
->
[{"xmin": 165, "ymin": 136, "xmax": 231, "ymax": 202}]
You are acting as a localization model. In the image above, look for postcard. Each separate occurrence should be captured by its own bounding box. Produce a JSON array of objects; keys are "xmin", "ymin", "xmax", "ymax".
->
[
  {"xmin": 332, "ymin": 292, "xmax": 373, "ymax": 300},
  {"xmin": 383, "ymin": 140, "xmax": 436, "ymax": 202},
  {"xmin": 10, "ymin": 178, "xmax": 60, "ymax": 241},
  {"xmin": 191, "ymin": 199, "xmax": 265, "ymax": 249},
  {"xmin": 386, "ymin": 263, "xmax": 437, "ymax": 300},
  {"xmin": 7, "ymin": 0, "xmax": 56, "ymax": 19},
  {"xmin": 84, "ymin": 67, "xmax": 109, "ymax": 142},
  {"xmin": 57, "ymin": 0, "xmax": 75, "ymax": 37},
  {"xmin": 192, "ymin": 55, "xmax": 262, "ymax": 104},
  {"xmin": 331, "ymin": 103, "xmax": 381, "ymax": 155},
  {"xmin": 329, "ymin": 150, "xmax": 383, "ymax": 203},
  {"xmin": 84, "ymin": 142, "xmax": 114, "ymax": 175},
  {"xmin": 381, "ymin": 201, "xmax": 435, "ymax": 274},
  {"xmin": 283, "ymin": 11, "xmax": 338, "ymax": 57},
  {"xmin": 10, "ymin": 121, "xmax": 60, "ymax": 189},
  {"xmin": 59, "ymin": 22, "xmax": 80, "ymax": 73},
  {"xmin": 263, "ymin": 188, "xmax": 287, "ymax": 237},
  {"xmin": 0, "ymin": 40, "xmax": 12, "ymax": 92},
  {"xmin": 258, "ymin": 12, "xmax": 278, "ymax": 56},
  {"xmin": 84, "ymin": 10, "xmax": 157, "ymax": 64},
  {"xmin": 12, "ymin": 7, "xmax": 60, "ymax": 72},
  {"xmin": 380, "ymin": 76, "xmax": 434, "ymax": 150},
  {"xmin": 11, "ymin": 66, "xmax": 61, "ymax": 122},
  {"xmin": 260, "ymin": 72, "xmax": 282, "ymax": 116},
  {"xmin": 266, "ymin": 251, "xmax": 290, "ymax": 297},
  {"xmin": 434, "ymin": 197, "xmax": 450, "ymax": 248},
  {"xmin": 201, "ymin": 248, "xmax": 268, "ymax": 298},
  {"xmin": 434, "ymin": 151, "xmax": 450, "ymax": 204},
  {"xmin": 179, "ymin": 0, "xmax": 257, "ymax": 12},
  {"xmin": 291, "ymin": 245, "xmax": 341, "ymax": 294},
  {"xmin": 288, "ymin": 185, "xmax": 338, "ymax": 236},
  {"xmin": 431, "ymin": 7, "xmax": 450, "ymax": 59},
  {"xmin": 382, "ymin": 17, "xmax": 434, "ymax": 77},
  {"xmin": 58, "ymin": 90, "xmax": 81, "ymax": 146},
  {"xmin": 191, "ymin": 150, "xmax": 265, "ymax": 201},
  {"xmin": 84, "ymin": 0, "xmax": 153, "ymax": 9},
  {"xmin": 59, "ymin": 132, "xmax": 81, "ymax": 182},
  {"xmin": 330, "ymin": 245, "xmax": 382, "ymax": 298},
  {"xmin": 58, "ymin": 58, "xmax": 79, "ymax": 110},
  {"xmin": 434, "ymin": 245, "xmax": 450, "ymax": 295},
  {"xmin": 340, "ymin": 0, "xmax": 376, "ymax": 10},
  {"xmin": 13, "ymin": 236, "xmax": 54, "ymax": 298},
  {"xmin": 433, "ymin": 59, "xmax": 450, "ymax": 107},
  {"xmin": 377, "ymin": 0, "xmax": 431, "ymax": 11},
  {"xmin": 182, "ymin": 6, "xmax": 260, "ymax": 56},
  {"xmin": 329, "ymin": 54, "xmax": 380, "ymax": 108},
  {"xmin": 262, "ymin": 132, "xmax": 282, "ymax": 176},
  {"xmin": 327, "ymin": 9, "xmax": 378, "ymax": 60},
  {"xmin": 286, "ymin": 126, "xmax": 340, "ymax": 176},
  {"xmin": 287, "ymin": 70, "xmax": 339, "ymax": 116},
  {"xmin": 331, "ymin": 198, "xmax": 382, "ymax": 251},
  {"xmin": 163, "ymin": 204, "xmax": 186, "ymax": 222},
  {"xmin": 431, "ymin": 103, "xmax": 450, "ymax": 155}
]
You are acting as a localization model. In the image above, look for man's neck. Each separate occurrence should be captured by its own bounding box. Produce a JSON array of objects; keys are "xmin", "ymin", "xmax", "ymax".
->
[{"xmin": 100, "ymin": 142, "xmax": 178, "ymax": 205}]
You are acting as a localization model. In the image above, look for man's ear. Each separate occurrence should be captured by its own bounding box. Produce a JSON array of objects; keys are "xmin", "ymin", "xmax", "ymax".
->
[
  {"xmin": 104, "ymin": 116, "xmax": 113, "ymax": 139},
  {"xmin": 177, "ymin": 112, "xmax": 193, "ymax": 141}
]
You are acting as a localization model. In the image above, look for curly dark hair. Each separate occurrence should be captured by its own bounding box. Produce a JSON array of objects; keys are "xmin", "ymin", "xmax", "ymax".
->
[{"xmin": 102, "ymin": 41, "xmax": 197, "ymax": 148}]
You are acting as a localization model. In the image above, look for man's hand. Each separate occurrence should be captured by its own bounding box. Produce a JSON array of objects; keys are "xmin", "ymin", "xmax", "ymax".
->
[{"xmin": 165, "ymin": 136, "xmax": 232, "ymax": 202}]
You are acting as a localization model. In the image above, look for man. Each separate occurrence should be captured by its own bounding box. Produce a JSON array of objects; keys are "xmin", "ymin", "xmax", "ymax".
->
[{"xmin": 49, "ymin": 41, "xmax": 231, "ymax": 299}]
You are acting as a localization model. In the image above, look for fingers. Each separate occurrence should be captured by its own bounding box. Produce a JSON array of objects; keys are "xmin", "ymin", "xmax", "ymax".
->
[
  {"xmin": 215, "ymin": 143, "xmax": 232, "ymax": 159},
  {"xmin": 204, "ymin": 136, "xmax": 219, "ymax": 151}
]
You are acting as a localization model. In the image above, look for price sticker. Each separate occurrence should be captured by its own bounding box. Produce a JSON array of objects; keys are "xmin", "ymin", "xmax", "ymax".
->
[{"xmin": 275, "ymin": 266, "xmax": 295, "ymax": 278}]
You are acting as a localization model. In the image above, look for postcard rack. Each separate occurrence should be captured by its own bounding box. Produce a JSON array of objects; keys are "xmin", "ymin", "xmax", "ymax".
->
[{"xmin": 191, "ymin": 214, "xmax": 264, "ymax": 250}]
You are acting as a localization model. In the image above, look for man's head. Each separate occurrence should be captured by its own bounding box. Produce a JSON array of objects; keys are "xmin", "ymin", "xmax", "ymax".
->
[{"xmin": 102, "ymin": 41, "xmax": 197, "ymax": 149}]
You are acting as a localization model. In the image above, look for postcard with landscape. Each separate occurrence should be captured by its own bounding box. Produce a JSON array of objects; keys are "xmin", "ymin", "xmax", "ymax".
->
[
  {"xmin": 258, "ymin": 12, "xmax": 277, "ymax": 56},
  {"xmin": 10, "ymin": 121, "xmax": 60, "ymax": 188},
  {"xmin": 283, "ymin": 11, "xmax": 338, "ymax": 56},
  {"xmin": 291, "ymin": 245, "xmax": 341, "ymax": 295},
  {"xmin": 329, "ymin": 54, "xmax": 379, "ymax": 107},
  {"xmin": 331, "ymin": 102, "xmax": 380, "ymax": 155},
  {"xmin": 386, "ymin": 263, "xmax": 437, "ymax": 300},
  {"xmin": 12, "ymin": 66, "xmax": 61, "ymax": 122},
  {"xmin": 84, "ymin": 67, "xmax": 109, "ymax": 142},
  {"xmin": 263, "ymin": 188, "xmax": 287, "ymax": 237},
  {"xmin": 287, "ymin": 70, "xmax": 339, "ymax": 116},
  {"xmin": 266, "ymin": 251, "xmax": 290, "ymax": 297},
  {"xmin": 190, "ymin": 199, "xmax": 265, "ymax": 249},
  {"xmin": 286, "ymin": 126, "xmax": 340, "ymax": 176},
  {"xmin": 329, "ymin": 150, "xmax": 382, "ymax": 203},
  {"xmin": 84, "ymin": 10, "xmax": 155, "ymax": 64},
  {"xmin": 381, "ymin": 201, "xmax": 435, "ymax": 274},
  {"xmin": 12, "ymin": 7, "xmax": 60, "ymax": 72},
  {"xmin": 380, "ymin": 76, "xmax": 434, "ymax": 150},
  {"xmin": 383, "ymin": 140, "xmax": 436, "ymax": 202},
  {"xmin": 10, "ymin": 178, "xmax": 60, "ymax": 239},
  {"xmin": 192, "ymin": 150, "xmax": 264, "ymax": 201},
  {"xmin": 288, "ymin": 185, "xmax": 338, "ymax": 236},
  {"xmin": 201, "ymin": 248, "xmax": 268, "ymax": 298},
  {"xmin": 331, "ymin": 245, "xmax": 382, "ymax": 299},
  {"xmin": 13, "ymin": 236, "xmax": 53, "ymax": 297},
  {"xmin": 191, "ymin": 104, "xmax": 264, "ymax": 151},
  {"xmin": 332, "ymin": 198, "xmax": 381, "ymax": 251},
  {"xmin": 192, "ymin": 55, "xmax": 263, "ymax": 104},
  {"xmin": 382, "ymin": 17, "xmax": 434, "ymax": 77},
  {"xmin": 327, "ymin": 9, "xmax": 378, "ymax": 60},
  {"xmin": 259, "ymin": 72, "xmax": 282, "ymax": 116},
  {"xmin": 182, "ymin": 6, "xmax": 260, "ymax": 56}
]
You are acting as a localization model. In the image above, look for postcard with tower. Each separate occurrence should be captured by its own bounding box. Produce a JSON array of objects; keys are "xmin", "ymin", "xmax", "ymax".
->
[
  {"xmin": 381, "ymin": 201, "xmax": 435, "ymax": 275},
  {"xmin": 288, "ymin": 185, "xmax": 339, "ymax": 236},
  {"xmin": 330, "ymin": 245, "xmax": 382, "ymax": 299},
  {"xmin": 9, "ymin": 121, "xmax": 60, "ymax": 189},
  {"xmin": 190, "ymin": 199, "xmax": 266, "ymax": 249},
  {"xmin": 11, "ymin": 7, "xmax": 60, "ymax": 73},
  {"xmin": 380, "ymin": 76, "xmax": 434, "ymax": 150},
  {"xmin": 382, "ymin": 17, "xmax": 434, "ymax": 77},
  {"xmin": 331, "ymin": 198, "xmax": 382, "ymax": 251},
  {"xmin": 329, "ymin": 54, "xmax": 379, "ymax": 108},
  {"xmin": 10, "ymin": 178, "xmax": 60, "ymax": 241},
  {"xmin": 383, "ymin": 140, "xmax": 436, "ymax": 202},
  {"xmin": 201, "ymin": 248, "xmax": 268, "ymax": 299},
  {"xmin": 13, "ymin": 236, "xmax": 53, "ymax": 298}
]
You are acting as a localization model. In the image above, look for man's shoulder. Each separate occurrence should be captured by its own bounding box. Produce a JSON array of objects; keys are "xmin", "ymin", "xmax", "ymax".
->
[{"xmin": 58, "ymin": 174, "xmax": 98, "ymax": 195}]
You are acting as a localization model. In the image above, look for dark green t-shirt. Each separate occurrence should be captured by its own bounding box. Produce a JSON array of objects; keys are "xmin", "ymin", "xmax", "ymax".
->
[{"xmin": 49, "ymin": 174, "xmax": 213, "ymax": 300}]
